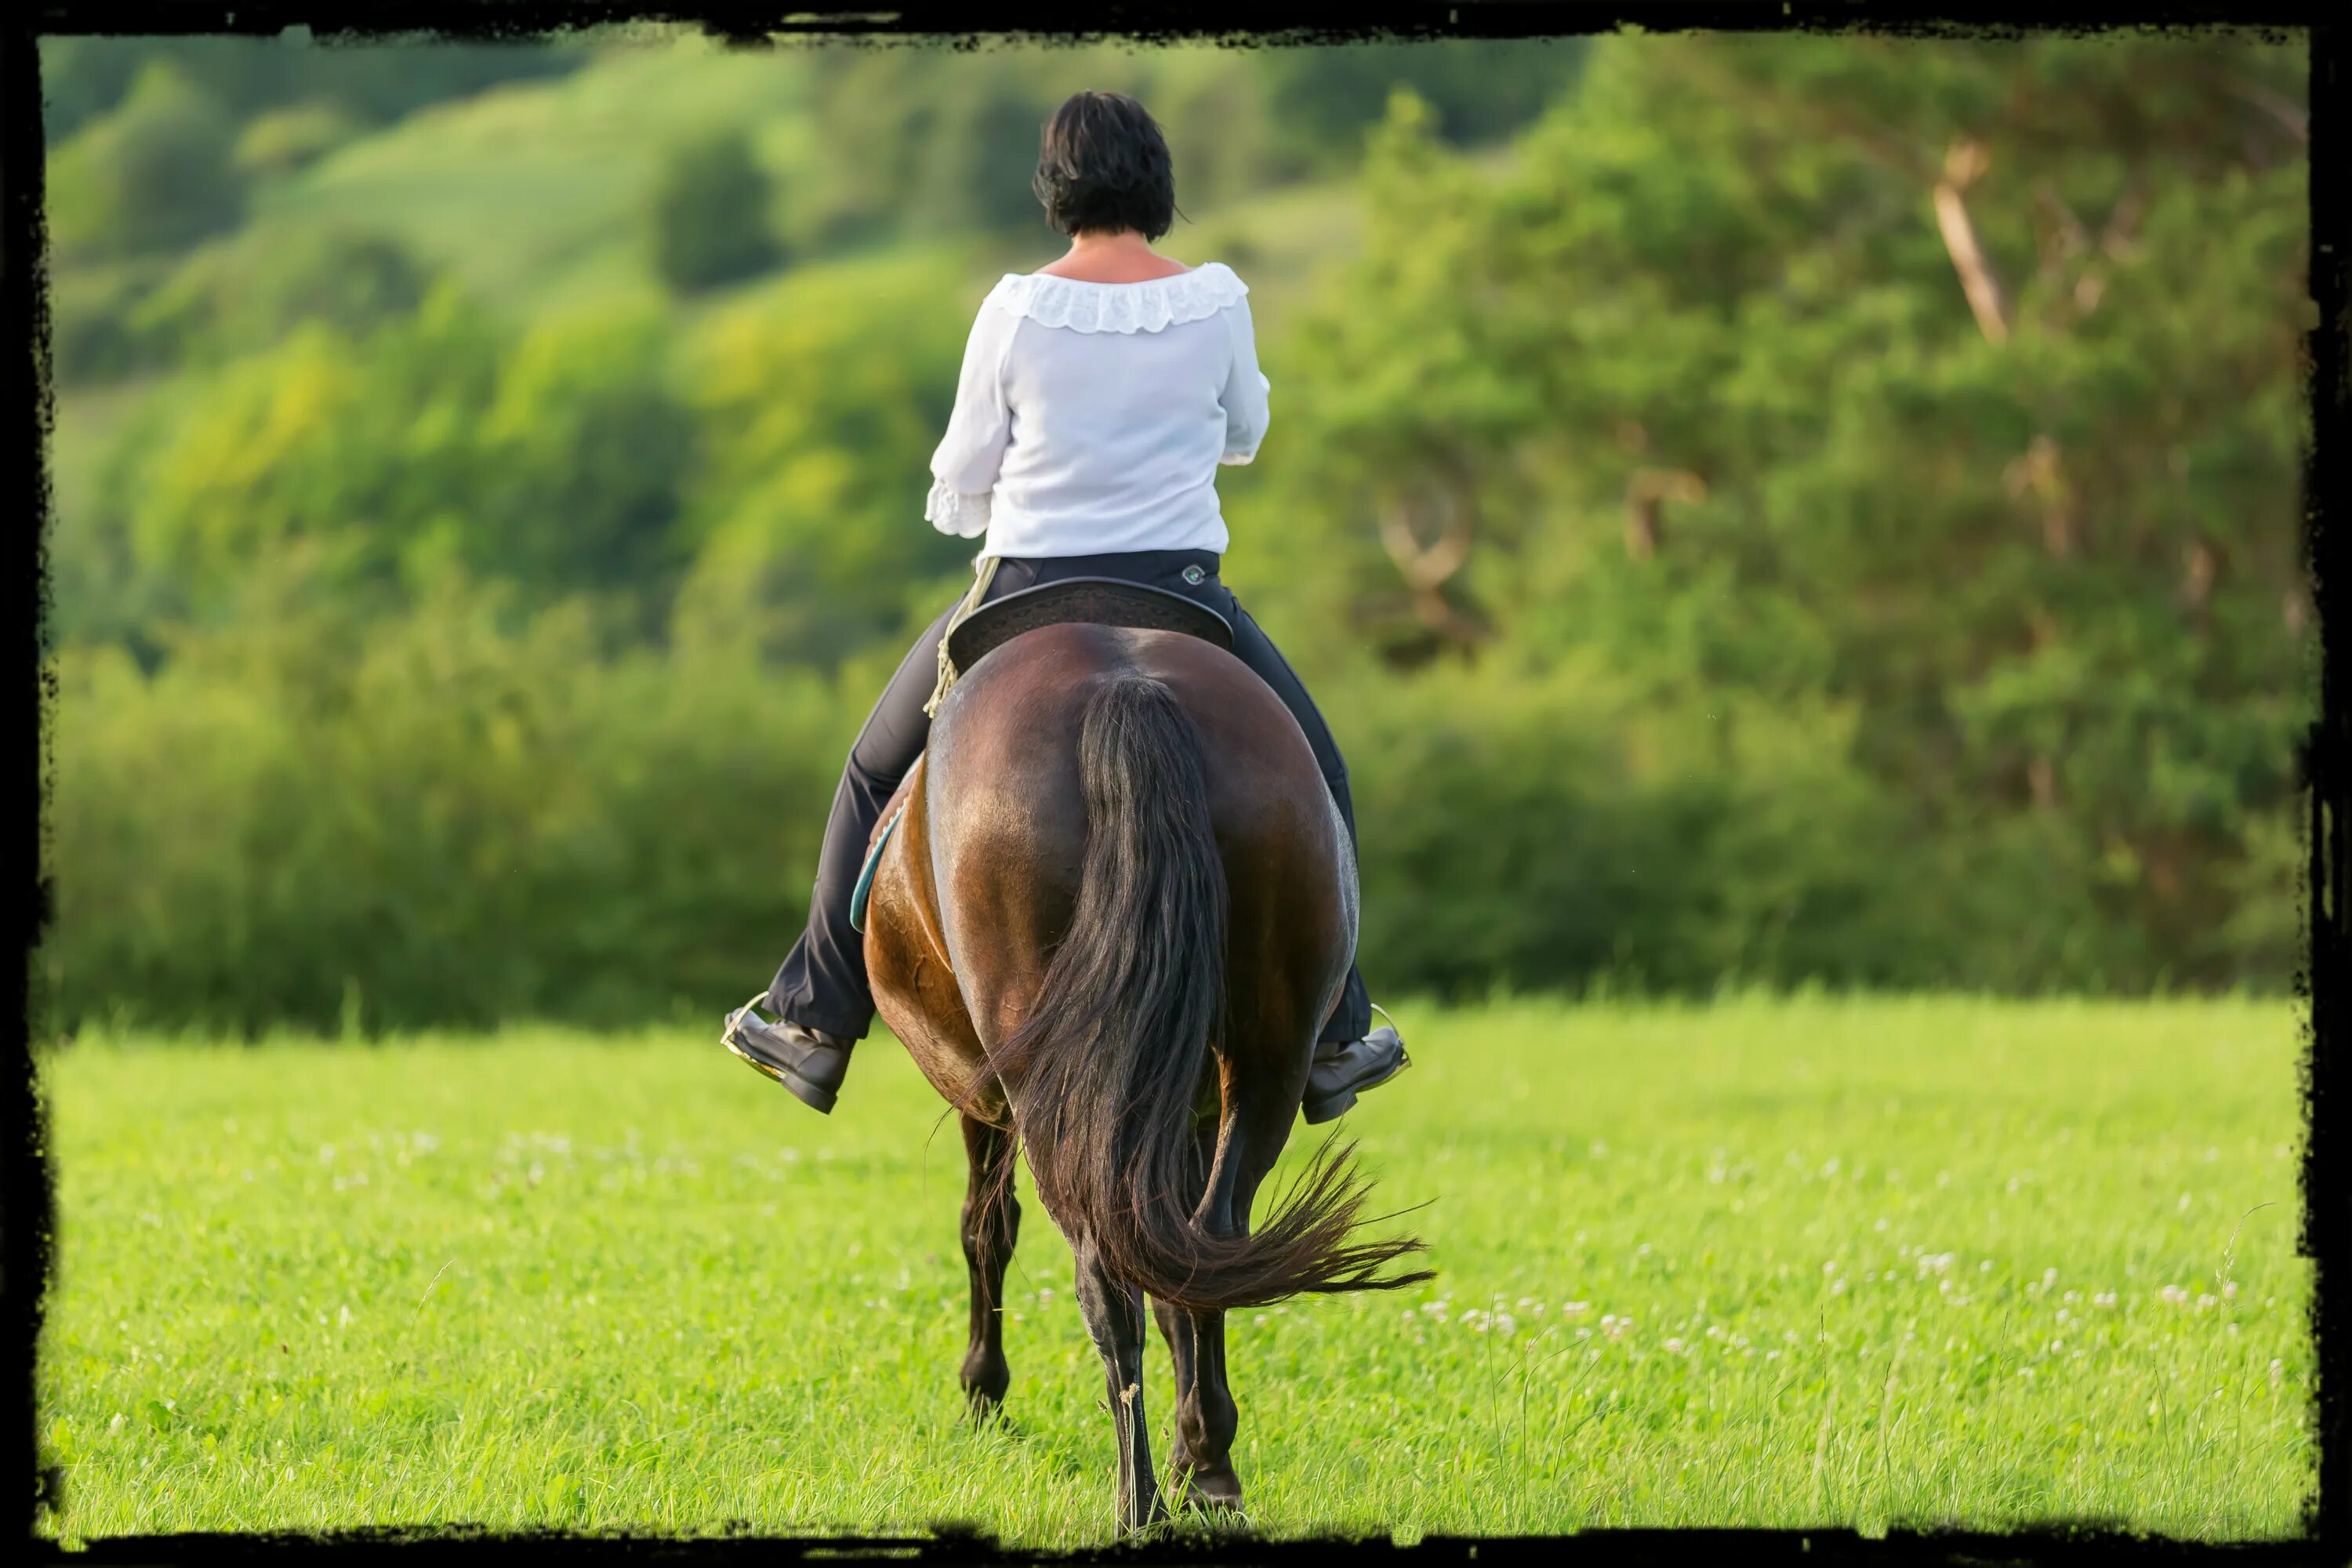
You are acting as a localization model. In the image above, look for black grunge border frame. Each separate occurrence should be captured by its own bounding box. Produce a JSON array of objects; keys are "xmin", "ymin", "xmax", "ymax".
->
[{"xmin": 5, "ymin": 2, "xmax": 2343, "ymax": 1563}]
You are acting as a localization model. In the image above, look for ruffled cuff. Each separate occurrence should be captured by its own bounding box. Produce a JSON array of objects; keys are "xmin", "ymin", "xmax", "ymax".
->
[{"xmin": 924, "ymin": 477, "xmax": 993, "ymax": 538}]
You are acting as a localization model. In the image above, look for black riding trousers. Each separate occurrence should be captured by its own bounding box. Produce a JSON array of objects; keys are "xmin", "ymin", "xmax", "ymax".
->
[{"xmin": 768, "ymin": 548, "xmax": 1373, "ymax": 1046}]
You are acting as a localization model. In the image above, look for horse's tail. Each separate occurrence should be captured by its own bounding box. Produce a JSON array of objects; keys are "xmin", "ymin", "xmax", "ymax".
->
[{"xmin": 992, "ymin": 673, "xmax": 1429, "ymax": 1312}]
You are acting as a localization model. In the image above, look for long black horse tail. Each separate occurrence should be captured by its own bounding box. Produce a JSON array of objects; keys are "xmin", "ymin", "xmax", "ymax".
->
[{"xmin": 992, "ymin": 673, "xmax": 1429, "ymax": 1312}]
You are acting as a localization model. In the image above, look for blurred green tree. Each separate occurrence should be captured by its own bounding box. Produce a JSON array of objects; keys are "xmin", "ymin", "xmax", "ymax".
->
[
  {"xmin": 673, "ymin": 251, "xmax": 976, "ymax": 666},
  {"xmin": 645, "ymin": 129, "xmax": 782, "ymax": 293},
  {"xmin": 130, "ymin": 224, "xmax": 431, "ymax": 370},
  {"xmin": 72, "ymin": 285, "xmax": 693, "ymax": 638},
  {"xmin": 1257, "ymin": 33, "xmax": 2310, "ymax": 989},
  {"xmin": 1257, "ymin": 35, "xmax": 1589, "ymax": 171},
  {"xmin": 46, "ymin": 60, "xmax": 249, "ymax": 260},
  {"xmin": 41, "ymin": 572, "xmax": 865, "ymax": 1035}
]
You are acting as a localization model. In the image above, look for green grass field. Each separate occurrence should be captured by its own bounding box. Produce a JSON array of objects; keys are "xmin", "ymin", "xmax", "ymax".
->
[{"xmin": 35, "ymin": 996, "xmax": 2314, "ymax": 1544}]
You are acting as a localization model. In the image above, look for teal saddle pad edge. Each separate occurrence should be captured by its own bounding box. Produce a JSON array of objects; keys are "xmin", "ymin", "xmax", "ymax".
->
[{"xmin": 848, "ymin": 803, "xmax": 906, "ymax": 935}]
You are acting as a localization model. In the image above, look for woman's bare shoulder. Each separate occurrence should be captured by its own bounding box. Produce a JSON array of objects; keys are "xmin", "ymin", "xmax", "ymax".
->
[{"xmin": 1031, "ymin": 255, "xmax": 1196, "ymax": 284}]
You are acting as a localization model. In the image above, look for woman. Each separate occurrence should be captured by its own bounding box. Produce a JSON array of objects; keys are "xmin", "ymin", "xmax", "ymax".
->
[{"xmin": 723, "ymin": 90, "xmax": 1406, "ymax": 1123}]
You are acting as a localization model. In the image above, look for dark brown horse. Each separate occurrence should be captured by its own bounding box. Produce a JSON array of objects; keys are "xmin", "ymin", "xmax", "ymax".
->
[{"xmin": 859, "ymin": 617, "xmax": 1430, "ymax": 1532}]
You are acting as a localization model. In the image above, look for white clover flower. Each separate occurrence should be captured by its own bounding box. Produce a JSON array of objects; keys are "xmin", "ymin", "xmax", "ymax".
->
[
  {"xmin": 2094, "ymin": 1291, "xmax": 2118, "ymax": 1308},
  {"xmin": 1663, "ymin": 1337, "xmax": 1685, "ymax": 1354},
  {"xmin": 2160, "ymin": 1284, "xmax": 2190, "ymax": 1305}
]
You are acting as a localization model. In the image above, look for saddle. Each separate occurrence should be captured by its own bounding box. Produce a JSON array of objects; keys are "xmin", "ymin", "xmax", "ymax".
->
[
  {"xmin": 942, "ymin": 575, "xmax": 1234, "ymax": 678},
  {"xmin": 851, "ymin": 576, "xmax": 1237, "ymax": 933}
]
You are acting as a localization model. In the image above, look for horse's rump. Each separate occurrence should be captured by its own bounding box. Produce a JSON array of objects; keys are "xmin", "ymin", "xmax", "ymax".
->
[{"xmin": 883, "ymin": 623, "xmax": 1426, "ymax": 1311}]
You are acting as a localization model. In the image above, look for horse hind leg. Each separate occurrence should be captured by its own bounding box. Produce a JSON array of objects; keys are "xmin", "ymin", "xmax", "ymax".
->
[
  {"xmin": 1156, "ymin": 1298, "xmax": 1241, "ymax": 1515},
  {"xmin": 1170, "ymin": 1013, "xmax": 1318, "ymax": 1517},
  {"xmin": 1073, "ymin": 1233, "xmax": 1166, "ymax": 1533},
  {"xmin": 958, "ymin": 1113, "xmax": 1018, "ymax": 1417},
  {"xmin": 1152, "ymin": 1122, "xmax": 1242, "ymax": 1513}
]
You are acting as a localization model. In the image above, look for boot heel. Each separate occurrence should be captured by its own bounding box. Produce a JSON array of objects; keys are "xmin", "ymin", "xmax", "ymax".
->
[
  {"xmin": 778, "ymin": 1066, "xmax": 840, "ymax": 1115},
  {"xmin": 1301, "ymin": 1086, "xmax": 1358, "ymax": 1126}
]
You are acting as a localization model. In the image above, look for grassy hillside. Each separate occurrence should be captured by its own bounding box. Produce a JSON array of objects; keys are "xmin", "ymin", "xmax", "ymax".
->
[
  {"xmin": 46, "ymin": 34, "xmax": 1371, "ymax": 543},
  {"xmin": 238, "ymin": 34, "xmax": 1376, "ymax": 325},
  {"xmin": 250, "ymin": 37, "xmax": 818, "ymax": 320}
]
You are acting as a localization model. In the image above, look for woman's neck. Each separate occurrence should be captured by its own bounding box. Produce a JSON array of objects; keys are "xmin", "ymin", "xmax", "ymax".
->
[{"xmin": 1036, "ymin": 230, "xmax": 1190, "ymax": 284}]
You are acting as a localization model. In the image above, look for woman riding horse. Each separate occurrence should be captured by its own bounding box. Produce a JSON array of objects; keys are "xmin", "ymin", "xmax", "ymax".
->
[{"xmin": 724, "ymin": 90, "xmax": 1409, "ymax": 1123}]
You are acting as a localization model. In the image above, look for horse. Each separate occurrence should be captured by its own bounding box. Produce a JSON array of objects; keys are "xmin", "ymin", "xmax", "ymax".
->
[{"xmin": 857, "ymin": 602, "xmax": 1432, "ymax": 1534}]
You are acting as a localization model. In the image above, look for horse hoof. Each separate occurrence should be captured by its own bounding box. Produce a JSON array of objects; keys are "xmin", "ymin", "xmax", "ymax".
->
[{"xmin": 1171, "ymin": 1466, "xmax": 1243, "ymax": 1514}]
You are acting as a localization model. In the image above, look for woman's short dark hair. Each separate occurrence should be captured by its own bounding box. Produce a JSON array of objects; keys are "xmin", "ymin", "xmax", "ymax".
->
[{"xmin": 1032, "ymin": 91, "xmax": 1177, "ymax": 241}]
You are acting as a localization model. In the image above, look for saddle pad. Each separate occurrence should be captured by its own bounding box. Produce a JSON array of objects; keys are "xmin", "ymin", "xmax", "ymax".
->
[
  {"xmin": 848, "ymin": 804, "xmax": 905, "ymax": 935},
  {"xmin": 942, "ymin": 576, "xmax": 1235, "ymax": 681}
]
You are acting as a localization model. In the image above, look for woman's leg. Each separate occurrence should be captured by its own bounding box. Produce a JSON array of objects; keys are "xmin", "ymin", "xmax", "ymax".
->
[
  {"xmin": 767, "ymin": 599, "xmax": 963, "ymax": 1041},
  {"xmin": 1222, "ymin": 603, "xmax": 1375, "ymax": 1047}
]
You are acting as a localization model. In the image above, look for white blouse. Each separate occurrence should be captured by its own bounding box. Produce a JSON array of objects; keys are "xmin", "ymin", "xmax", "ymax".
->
[{"xmin": 922, "ymin": 261, "xmax": 1271, "ymax": 560}]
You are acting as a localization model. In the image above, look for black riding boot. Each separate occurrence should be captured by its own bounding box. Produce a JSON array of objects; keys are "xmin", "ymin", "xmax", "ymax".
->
[{"xmin": 722, "ymin": 996, "xmax": 855, "ymax": 1114}]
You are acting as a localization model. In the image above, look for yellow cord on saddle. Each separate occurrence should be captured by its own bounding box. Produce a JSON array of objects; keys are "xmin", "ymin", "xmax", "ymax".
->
[{"xmin": 923, "ymin": 554, "xmax": 1001, "ymax": 718}]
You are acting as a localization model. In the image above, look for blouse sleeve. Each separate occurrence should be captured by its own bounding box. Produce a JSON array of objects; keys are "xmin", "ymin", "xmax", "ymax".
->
[
  {"xmin": 924, "ymin": 298, "xmax": 1017, "ymax": 538},
  {"xmin": 1218, "ymin": 293, "xmax": 1272, "ymax": 467}
]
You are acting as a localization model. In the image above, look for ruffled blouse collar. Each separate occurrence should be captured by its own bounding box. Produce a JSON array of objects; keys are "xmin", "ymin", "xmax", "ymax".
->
[{"xmin": 985, "ymin": 261, "xmax": 1248, "ymax": 335}]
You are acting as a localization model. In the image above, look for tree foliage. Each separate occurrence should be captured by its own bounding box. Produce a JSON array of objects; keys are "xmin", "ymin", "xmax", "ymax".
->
[
  {"xmin": 36, "ymin": 32, "xmax": 2314, "ymax": 1031},
  {"xmin": 46, "ymin": 61, "xmax": 249, "ymax": 260},
  {"xmin": 1250, "ymin": 33, "xmax": 2310, "ymax": 989},
  {"xmin": 646, "ymin": 129, "xmax": 782, "ymax": 293}
]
